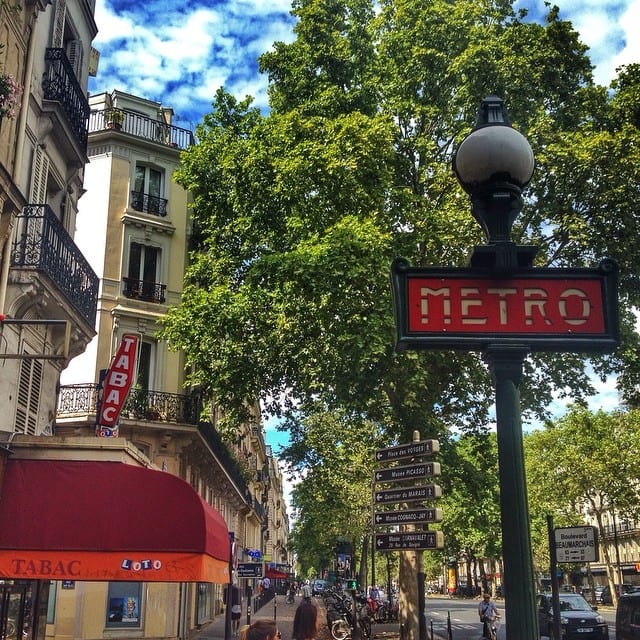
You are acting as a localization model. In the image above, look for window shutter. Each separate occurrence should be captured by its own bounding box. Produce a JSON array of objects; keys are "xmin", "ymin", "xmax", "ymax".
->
[
  {"xmin": 29, "ymin": 146, "xmax": 50, "ymax": 204},
  {"xmin": 52, "ymin": 0, "xmax": 66, "ymax": 48},
  {"xmin": 15, "ymin": 357, "xmax": 43, "ymax": 435},
  {"xmin": 67, "ymin": 40, "xmax": 83, "ymax": 78}
]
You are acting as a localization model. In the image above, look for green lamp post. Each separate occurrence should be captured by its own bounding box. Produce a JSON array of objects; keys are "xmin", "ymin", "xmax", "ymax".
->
[{"xmin": 453, "ymin": 95, "xmax": 539, "ymax": 640}]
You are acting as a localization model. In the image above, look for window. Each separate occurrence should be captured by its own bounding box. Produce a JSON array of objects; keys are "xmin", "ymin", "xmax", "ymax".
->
[
  {"xmin": 106, "ymin": 583, "xmax": 141, "ymax": 628},
  {"xmin": 125, "ymin": 242, "xmax": 165, "ymax": 302},
  {"xmin": 131, "ymin": 165, "xmax": 167, "ymax": 216}
]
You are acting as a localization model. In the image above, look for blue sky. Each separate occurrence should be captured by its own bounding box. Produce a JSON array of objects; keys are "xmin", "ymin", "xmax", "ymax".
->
[{"xmin": 89, "ymin": 0, "xmax": 639, "ymax": 130}]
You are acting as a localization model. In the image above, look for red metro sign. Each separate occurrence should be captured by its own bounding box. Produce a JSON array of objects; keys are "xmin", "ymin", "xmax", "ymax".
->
[{"xmin": 390, "ymin": 258, "xmax": 619, "ymax": 353}]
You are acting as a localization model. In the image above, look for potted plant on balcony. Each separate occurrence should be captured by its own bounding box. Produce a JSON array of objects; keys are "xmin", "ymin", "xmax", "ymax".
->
[{"xmin": 105, "ymin": 107, "xmax": 124, "ymax": 130}]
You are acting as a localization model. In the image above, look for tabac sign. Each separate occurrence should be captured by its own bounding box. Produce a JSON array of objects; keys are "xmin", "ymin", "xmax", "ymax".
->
[{"xmin": 390, "ymin": 257, "xmax": 619, "ymax": 352}]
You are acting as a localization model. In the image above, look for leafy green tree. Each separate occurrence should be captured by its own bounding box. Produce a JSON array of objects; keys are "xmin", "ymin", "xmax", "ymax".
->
[
  {"xmin": 439, "ymin": 433, "xmax": 502, "ymax": 594},
  {"xmin": 524, "ymin": 407, "xmax": 640, "ymax": 605},
  {"xmin": 160, "ymin": 0, "xmax": 640, "ymax": 635}
]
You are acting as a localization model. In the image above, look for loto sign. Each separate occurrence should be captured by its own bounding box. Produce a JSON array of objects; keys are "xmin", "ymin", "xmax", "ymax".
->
[{"xmin": 390, "ymin": 258, "xmax": 619, "ymax": 352}]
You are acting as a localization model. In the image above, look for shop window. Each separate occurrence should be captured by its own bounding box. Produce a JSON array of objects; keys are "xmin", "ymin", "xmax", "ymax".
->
[{"xmin": 106, "ymin": 583, "xmax": 141, "ymax": 627}]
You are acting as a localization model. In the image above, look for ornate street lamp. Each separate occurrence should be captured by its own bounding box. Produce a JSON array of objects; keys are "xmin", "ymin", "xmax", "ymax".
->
[
  {"xmin": 453, "ymin": 95, "xmax": 539, "ymax": 640},
  {"xmin": 453, "ymin": 95, "xmax": 536, "ymax": 271}
]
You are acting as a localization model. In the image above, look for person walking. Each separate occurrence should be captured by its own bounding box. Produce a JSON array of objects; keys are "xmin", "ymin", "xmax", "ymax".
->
[
  {"xmin": 231, "ymin": 586, "xmax": 242, "ymax": 637},
  {"xmin": 478, "ymin": 592, "xmax": 500, "ymax": 639},
  {"xmin": 292, "ymin": 599, "xmax": 318, "ymax": 640},
  {"xmin": 301, "ymin": 581, "xmax": 312, "ymax": 601}
]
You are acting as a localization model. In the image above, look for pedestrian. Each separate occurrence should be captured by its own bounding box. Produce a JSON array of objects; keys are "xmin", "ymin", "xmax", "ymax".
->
[
  {"xmin": 301, "ymin": 581, "xmax": 312, "ymax": 601},
  {"xmin": 292, "ymin": 599, "xmax": 318, "ymax": 640},
  {"xmin": 238, "ymin": 619, "xmax": 280, "ymax": 640},
  {"xmin": 231, "ymin": 586, "xmax": 242, "ymax": 637}
]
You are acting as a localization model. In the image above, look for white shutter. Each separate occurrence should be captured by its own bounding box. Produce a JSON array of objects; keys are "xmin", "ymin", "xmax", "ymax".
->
[
  {"xmin": 52, "ymin": 0, "xmax": 66, "ymax": 48},
  {"xmin": 15, "ymin": 357, "xmax": 42, "ymax": 435},
  {"xmin": 67, "ymin": 40, "xmax": 83, "ymax": 78},
  {"xmin": 29, "ymin": 146, "xmax": 50, "ymax": 204}
]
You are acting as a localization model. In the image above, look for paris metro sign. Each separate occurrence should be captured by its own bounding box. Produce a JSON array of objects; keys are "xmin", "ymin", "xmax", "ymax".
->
[{"xmin": 390, "ymin": 258, "xmax": 619, "ymax": 353}]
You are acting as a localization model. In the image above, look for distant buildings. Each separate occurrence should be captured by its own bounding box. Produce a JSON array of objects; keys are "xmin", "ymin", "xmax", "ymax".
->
[{"xmin": 1, "ymin": 3, "xmax": 289, "ymax": 639}]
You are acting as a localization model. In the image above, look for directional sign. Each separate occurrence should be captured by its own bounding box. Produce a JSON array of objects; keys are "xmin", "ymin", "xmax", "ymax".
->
[
  {"xmin": 375, "ymin": 440, "xmax": 439, "ymax": 463},
  {"xmin": 373, "ymin": 508, "xmax": 443, "ymax": 527},
  {"xmin": 374, "ymin": 484, "xmax": 441, "ymax": 505},
  {"xmin": 374, "ymin": 462, "xmax": 441, "ymax": 484},
  {"xmin": 375, "ymin": 531, "xmax": 445, "ymax": 551},
  {"xmin": 237, "ymin": 562, "xmax": 263, "ymax": 578},
  {"xmin": 554, "ymin": 526, "xmax": 598, "ymax": 563}
]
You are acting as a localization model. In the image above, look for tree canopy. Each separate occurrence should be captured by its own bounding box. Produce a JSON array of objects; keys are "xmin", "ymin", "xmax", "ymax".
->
[{"xmin": 159, "ymin": 0, "xmax": 640, "ymax": 629}]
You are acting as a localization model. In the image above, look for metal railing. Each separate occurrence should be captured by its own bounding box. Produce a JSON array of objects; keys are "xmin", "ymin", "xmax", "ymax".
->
[
  {"xmin": 88, "ymin": 108, "xmax": 194, "ymax": 150},
  {"xmin": 43, "ymin": 48, "xmax": 90, "ymax": 148},
  {"xmin": 57, "ymin": 383, "xmax": 201, "ymax": 425},
  {"xmin": 122, "ymin": 277, "xmax": 166, "ymax": 303},
  {"xmin": 130, "ymin": 190, "xmax": 168, "ymax": 217},
  {"xmin": 11, "ymin": 204, "xmax": 98, "ymax": 326}
]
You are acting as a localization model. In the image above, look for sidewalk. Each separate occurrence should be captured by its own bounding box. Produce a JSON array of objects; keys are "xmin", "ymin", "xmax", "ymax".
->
[{"xmin": 193, "ymin": 595, "xmax": 444, "ymax": 640}]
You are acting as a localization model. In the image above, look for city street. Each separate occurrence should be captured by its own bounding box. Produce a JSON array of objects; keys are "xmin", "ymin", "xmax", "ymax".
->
[{"xmin": 424, "ymin": 595, "xmax": 617, "ymax": 639}]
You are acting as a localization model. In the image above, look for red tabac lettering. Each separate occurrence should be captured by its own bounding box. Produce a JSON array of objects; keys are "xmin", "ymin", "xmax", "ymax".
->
[{"xmin": 11, "ymin": 559, "xmax": 80, "ymax": 577}]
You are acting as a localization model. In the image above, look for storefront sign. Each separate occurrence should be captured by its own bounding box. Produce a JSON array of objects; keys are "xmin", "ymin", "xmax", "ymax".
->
[{"xmin": 96, "ymin": 334, "xmax": 139, "ymax": 436}]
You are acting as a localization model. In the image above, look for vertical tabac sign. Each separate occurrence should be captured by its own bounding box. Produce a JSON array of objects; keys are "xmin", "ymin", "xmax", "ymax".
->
[{"xmin": 96, "ymin": 334, "xmax": 139, "ymax": 437}]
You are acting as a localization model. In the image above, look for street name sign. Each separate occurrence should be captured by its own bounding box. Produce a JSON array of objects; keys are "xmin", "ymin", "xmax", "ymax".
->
[
  {"xmin": 374, "ymin": 484, "xmax": 441, "ymax": 504},
  {"xmin": 374, "ymin": 462, "xmax": 441, "ymax": 483},
  {"xmin": 375, "ymin": 531, "xmax": 445, "ymax": 551},
  {"xmin": 554, "ymin": 526, "xmax": 598, "ymax": 563},
  {"xmin": 237, "ymin": 562, "xmax": 264, "ymax": 578},
  {"xmin": 373, "ymin": 508, "xmax": 443, "ymax": 527},
  {"xmin": 390, "ymin": 258, "xmax": 619, "ymax": 353},
  {"xmin": 375, "ymin": 440, "xmax": 439, "ymax": 463}
]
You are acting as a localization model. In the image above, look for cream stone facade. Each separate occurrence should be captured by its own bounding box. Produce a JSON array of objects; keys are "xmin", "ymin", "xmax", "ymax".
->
[{"xmin": 1, "ymin": 3, "xmax": 290, "ymax": 638}]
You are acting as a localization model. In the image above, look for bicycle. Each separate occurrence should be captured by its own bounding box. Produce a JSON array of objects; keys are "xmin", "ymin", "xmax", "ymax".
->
[{"xmin": 482, "ymin": 615, "xmax": 500, "ymax": 640}]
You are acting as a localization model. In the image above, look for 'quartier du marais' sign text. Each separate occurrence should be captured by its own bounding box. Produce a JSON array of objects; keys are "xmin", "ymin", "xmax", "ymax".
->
[{"xmin": 390, "ymin": 257, "xmax": 619, "ymax": 353}]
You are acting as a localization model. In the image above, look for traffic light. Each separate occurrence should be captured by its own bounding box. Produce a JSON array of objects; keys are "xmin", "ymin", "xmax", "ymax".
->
[{"xmin": 346, "ymin": 579, "xmax": 358, "ymax": 590}]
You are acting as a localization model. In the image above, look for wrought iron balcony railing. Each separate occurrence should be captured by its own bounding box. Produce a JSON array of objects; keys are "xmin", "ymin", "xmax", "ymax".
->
[
  {"xmin": 88, "ymin": 108, "xmax": 194, "ymax": 150},
  {"xmin": 57, "ymin": 383, "xmax": 201, "ymax": 425},
  {"xmin": 130, "ymin": 190, "xmax": 168, "ymax": 217},
  {"xmin": 43, "ymin": 48, "xmax": 90, "ymax": 148},
  {"xmin": 122, "ymin": 277, "xmax": 166, "ymax": 303},
  {"xmin": 11, "ymin": 204, "xmax": 98, "ymax": 326}
]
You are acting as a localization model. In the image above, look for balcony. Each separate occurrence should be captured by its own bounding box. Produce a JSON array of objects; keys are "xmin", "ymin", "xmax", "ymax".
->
[
  {"xmin": 11, "ymin": 204, "xmax": 98, "ymax": 327},
  {"xmin": 88, "ymin": 108, "xmax": 194, "ymax": 150},
  {"xmin": 42, "ymin": 48, "xmax": 90, "ymax": 149},
  {"xmin": 130, "ymin": 190, "xmax": 168, "ymax": 217},
  {"xmin": 57, "ymin": 383, "xmax": 201, "ymax": 425},
  {"xmin": 122, "ymin": 276, "xmax": 166, "ymax": 303}
]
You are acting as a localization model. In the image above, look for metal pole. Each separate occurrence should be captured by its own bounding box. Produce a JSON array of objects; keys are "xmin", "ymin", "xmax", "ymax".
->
[
  {"xmin": 485, "ymin": 345, "xmax": 538, "ymax": 640},
  {"xmin": 246, "ymin": 584, "xmax": 252, "ymax": 625},
  {"xmin": 547, "ymin": 515, "xmax": 561, "ymax": 640}
]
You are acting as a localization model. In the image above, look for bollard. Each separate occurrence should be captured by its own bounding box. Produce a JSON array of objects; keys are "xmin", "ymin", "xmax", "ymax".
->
[{"xmin": 447, "ymin": 611, "xmax": 452, "ymax": 640}]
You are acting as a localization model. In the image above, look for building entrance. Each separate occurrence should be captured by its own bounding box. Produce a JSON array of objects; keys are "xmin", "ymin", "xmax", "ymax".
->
[{"xmin": 0, "ymin": 582, "xmax": 32, "ymax": 640}]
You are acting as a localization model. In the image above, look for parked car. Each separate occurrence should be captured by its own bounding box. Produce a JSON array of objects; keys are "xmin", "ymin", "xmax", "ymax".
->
[
  {"xmin": 601, "ymin": 584, "xmax": 634, "ymax": 605},
  {"xmin": 312, "ymin": 579, "xmax": 328, "ymax": 596},
  {"xmin": 617, "ymin": 591, "xmax": 640, "ymax": 639},
  {"xmin": 537, "ymin": 592, "xmax": 608, "ymax": 639}
]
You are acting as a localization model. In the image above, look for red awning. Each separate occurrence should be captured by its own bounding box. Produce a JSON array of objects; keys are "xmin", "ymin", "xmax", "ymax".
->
[
  {"xmin": 265, "ymin": 568, "xmax": 288, "ymax": 579},
  {"xmin": 0, "ymin": 459, "xmax": 230, "ymax": 582}
]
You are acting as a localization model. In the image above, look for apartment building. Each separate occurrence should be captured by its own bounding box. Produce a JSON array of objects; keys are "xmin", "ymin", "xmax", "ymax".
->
[
  {"xmin": 1, "ymin": 2, "xmax": 290, "ymax": 638},
  {"xmin": 51, "ymin": 89, "xmax": 290, "ymax": 637},
  {"xmin": 1, "ymin": 0, "xmax": 99, "ymax": 637}
]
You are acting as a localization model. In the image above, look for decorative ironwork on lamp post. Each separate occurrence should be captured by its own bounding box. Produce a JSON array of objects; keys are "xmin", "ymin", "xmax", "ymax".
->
[{"xmin": 452, "ymin": 94, "xmax": 539, "ymax": 640}]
